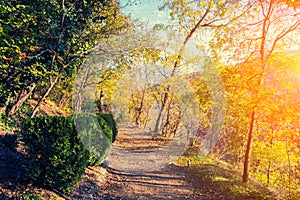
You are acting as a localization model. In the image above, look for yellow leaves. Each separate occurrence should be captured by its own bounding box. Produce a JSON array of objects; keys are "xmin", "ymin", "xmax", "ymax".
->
[
  {"xmin": 289, "ymin": 53, "xmax": 300, "ymax": 74},
  {"xmin": 226, "ymin": 7, "xmax": 233, "ymax": 15},
  {"xmin": 200, "ymin": 1, "xmax": 207, "ymax": 8}
]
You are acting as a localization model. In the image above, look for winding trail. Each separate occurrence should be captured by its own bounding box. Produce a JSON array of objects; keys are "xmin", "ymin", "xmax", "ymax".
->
[{"xmin": 99, "ymin": 123, "xmax": 200, "ymax": 200}]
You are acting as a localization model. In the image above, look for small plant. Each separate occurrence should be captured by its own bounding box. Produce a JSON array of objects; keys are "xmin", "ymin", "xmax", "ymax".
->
[{"xmin": 20, "ymin": 193, "xmax": 40, "ymax": 200}]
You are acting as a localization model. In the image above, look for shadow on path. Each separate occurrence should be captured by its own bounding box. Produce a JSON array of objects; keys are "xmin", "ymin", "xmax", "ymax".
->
[{"xmin": 98, "ymin": 123, "xmax": 200, "ymax": 200}]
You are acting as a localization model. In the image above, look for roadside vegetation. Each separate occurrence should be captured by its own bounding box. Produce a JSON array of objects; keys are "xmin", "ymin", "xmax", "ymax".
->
[{"xmin": 177, "ymin": 148, "xmax": 280, "ymax": 200}]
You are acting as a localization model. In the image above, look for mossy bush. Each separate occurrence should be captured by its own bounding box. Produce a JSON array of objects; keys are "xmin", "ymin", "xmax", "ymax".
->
[
  {"xmin": 75, "ymin": 113, "xmax": 118, "ymax": 165},
  {"xmin": 20, "ymin": 113, "xmax": 118, "ymax": 193},
  {"xmin": 96, "ymin": 112, "xmax": 118, "ymax": 142},
  {"xmin": 20, "ymin": 116, "xmax": 89, "ymax": 194},
  {"xmin": 74, "ymin": 113, "xmax": 113, "ymax": 166}
]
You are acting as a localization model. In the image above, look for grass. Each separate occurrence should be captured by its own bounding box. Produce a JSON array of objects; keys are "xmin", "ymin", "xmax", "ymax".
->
[{"xmin": 176, "ymin": 148, "xmax": 280, "ymax": 200}]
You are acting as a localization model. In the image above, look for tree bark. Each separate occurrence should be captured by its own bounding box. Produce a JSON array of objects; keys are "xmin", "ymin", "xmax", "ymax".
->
[
  {"xmin": 267, "ymin": 129, "xmax": 274, "ymax": 185},
  {"xmin": 154, "ymin": 6, "xmax": 211, "ymax": 133},
  {"xmin": 243, "ymin": 110, "xmax": 256, "ymax": 183},
  {"xmin": 135, "ymin": 88, "xmax": 146, "ymax": 126},
  {"xmin": 30, "ymin": 75, "xmax": 60, "ymax": 118},
  {"xmin": 154, "ymin": 89, "xmax": 169, "ymax": 133},
  {"xmin": 154, "ymin": 104, "xmax": 164, "ymax": 133},
  {"xmin": 98, "ymin": 90, "xmax": 104, "ymax": 112},
  {"xmin": 161, "ymin": 97, "xmax": 172, "ymax": 137},
  {"xmin": 7, "ymin": 83, "xmax": 37, "ymax": 118}
]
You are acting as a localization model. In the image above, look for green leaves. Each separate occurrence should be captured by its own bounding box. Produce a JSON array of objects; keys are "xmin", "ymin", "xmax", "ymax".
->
[
  {"xmin": 20, "ymin": 113, "xmax": 117, "ymax": 193},
  {"xmin": 0, "ymin": 0, "xmax": 129, "ymax": 117},
  {"xmin": 20, "ymin": 116, "xmax": 89, "ymax": 194},
  {"xmin": 96, "ymin": 112, "xmax": 118, "ymax": 143}
]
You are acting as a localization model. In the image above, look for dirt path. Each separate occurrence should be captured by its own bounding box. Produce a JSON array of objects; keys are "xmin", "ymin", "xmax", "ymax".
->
[
  {"xmin": 0, "ymin": 123, "xmax": 200, "ymax": 200},
  {"xmin": 99, "ymin": 123, "xmax": 200, "ymax": 200}
]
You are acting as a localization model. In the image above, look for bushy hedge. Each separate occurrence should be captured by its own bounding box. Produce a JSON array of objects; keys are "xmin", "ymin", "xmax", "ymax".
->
[
  {"xmin": 74, "ymin": 113, "xmax": 113, "ymax": 166},
  {"xmin": 96, "ymin": 113, "xmax": 118, "ymax": 143},
  {"xmin": 20, "ymin": 113, "xmax": 118, "ymax": 193},
  {"xmin": 20, "ymin": 116, "xmax": 89, "ymax": 194}
]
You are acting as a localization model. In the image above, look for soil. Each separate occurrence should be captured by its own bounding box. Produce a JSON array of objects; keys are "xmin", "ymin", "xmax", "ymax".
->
[{"xmin": 97, "ymin": 123, "xmax": 201, "ymax": 200}]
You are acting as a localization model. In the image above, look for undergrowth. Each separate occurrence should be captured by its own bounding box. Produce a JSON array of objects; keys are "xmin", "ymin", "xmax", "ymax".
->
[{"xmin": 176, "ymin": 148, "xmax": 281, "ymax": 200}]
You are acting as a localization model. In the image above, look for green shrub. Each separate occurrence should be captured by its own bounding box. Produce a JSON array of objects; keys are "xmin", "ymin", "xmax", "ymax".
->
[
  {"xmin": 20, "ymin": 113, "xmax": 118, "ymax": 192},
  {"xmin": 74, "ymin": 113, "xmax": 112, "ymax": 166},
  {"xmin": 20, "ymin": 116, "xmax": 89, "ymax": 194},
  {"xmin": 20, "ymin": 193, "xmax": 40, "ymax": 200},
  {"xmin": 96, "ymin": 112, "xmax": 118, "ymax": 143},
  {"xmin": 75, "ymin": 113, "xmax": 118, "ymax": 166}
]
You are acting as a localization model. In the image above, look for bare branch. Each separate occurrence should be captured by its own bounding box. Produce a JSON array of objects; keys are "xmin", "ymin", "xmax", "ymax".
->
[{"xmin": 266, "ymin": 19, "xmax": 300, "ymax": 59}]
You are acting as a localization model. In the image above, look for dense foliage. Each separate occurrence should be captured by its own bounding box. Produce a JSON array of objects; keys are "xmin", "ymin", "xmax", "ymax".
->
[
  {"xmin": 0, "ymin": 0, "xmax": 128, "ymax": 120},
  {"xmin": 20, "ymin": 113, "xmax": 118, "ymax": 193},
  {"xmin": 20, "ymin": 116, "xmax": 89, "ymax": 194},
  {"xmin": 74, "ymin": 113, "xmax": 117, "ymax": 166},
  {"xmin": 96, "ymin": 112, "xmax": 118, "ymax": 143}
]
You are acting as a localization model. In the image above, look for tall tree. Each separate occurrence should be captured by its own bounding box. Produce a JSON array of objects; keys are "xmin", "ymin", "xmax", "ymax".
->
[
  {"xmin": 0, "ymin": 0, "xmax": 128, "ymax": 119},
  {"xmin": 157, "ymin": 0, "xmax": 251, "ymax": 147},
  {"xmin": 231, "ymin": 0, "xmax": 300, "ymax": 183}
]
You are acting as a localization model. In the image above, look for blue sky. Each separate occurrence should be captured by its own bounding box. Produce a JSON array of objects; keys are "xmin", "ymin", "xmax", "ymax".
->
[
  {"xmin": 118, "ymin": 0, "xmax": 208, "ymax": 74},
  {"xmin": 119, "ymin": 0, "xmax": 172, "ymax": 27}
]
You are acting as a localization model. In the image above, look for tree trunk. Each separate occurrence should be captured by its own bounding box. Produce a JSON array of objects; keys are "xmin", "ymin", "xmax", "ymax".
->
[
  {"xmin": 7, "ymin": 83, "xmax": 37, "ymax": 118},
  {"xmin": 143, "ymin": 108, "xmax": 150, "ymax": 128},
  {"xmin": 161, "ymin": 98, "xmax": 172, "ymax": 137},
  {"xmin": 154, "ymin": 90, "xmax": 169, "ymax": 133},
  {"xmin": 30, "ymin": 75, "xmax": 60, "ymax": 118},
  {"xmin": 135, "ymin": 88, "xmax": 146, "ymax": 126},
  {"xmin": 154, "ymin": 106, "xmax": 163, "ymax": 133},
  {"xmin": 286, "ymin": 141, "xmax": 291, "ymax": 198},
  {"xmin": 267, "ymin": 129, "xmax": 274, "ymax": 185},
  {"xmin": 243, "ymin": 110, "xmax": 256, "ymax": 183},
  {"xmin": 154, "ymin": 10, "xmax": 210, "ymax": 133},
  {"xmin": 98, "ymin": 90, "xmax": 104, "ymax": 112}
]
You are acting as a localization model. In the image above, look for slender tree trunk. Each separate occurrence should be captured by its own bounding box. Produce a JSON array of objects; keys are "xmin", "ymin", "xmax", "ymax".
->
[
  {"xmin": 161, "ymin": 97, "xmax": 172, "ymax": 137},
  {"xmin": 154, "ymin": 107, "xmax": 163, "ymax": 133},
  {"xmin": 286, "ymin": 141, "xmax": 291, "ymax": 198},
  {"xmin": 267, "ymin": 129, "xmax": 274, "ymax": 185},
  {"xmin": 143, "ymin": 109, "xmax": 150, "ymax": 129},
  {"xmin": 7, "ymin": 83, "xmax": 37, "ymax": 118},
  {"xmin": 98, "ymin": 90, "xmax": 104, "ymax": 112},
  {"xmin": 30, "ymin": 75, "xmax": 60, "ymax": 118},
  {"xmin": 172, "ymin": 109, "xmax": 181, "ymax": 137},
  {"xmin": 154, "ymin": 9, "xmax": 210, "ymax": 133},
  {"xmin": 135, "ymin": 88, "xmax": 146, "ymax": 126},
  {"xmin": 243, "ymin": 110, "xmax": 256, "ymax": 183},
  {"xmin": 154, "ymin": 90, "xmax": 169, "ymax": 133},
  {"xmin": 73, "ymin": 63, "xmax": 93, "ymax": 112},
  {"xmin": 131, "ymin": 93, "xmax": 140, "ymax": 125}
]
